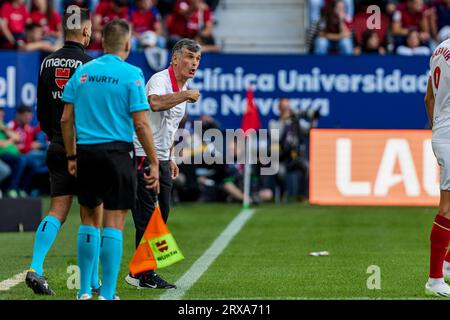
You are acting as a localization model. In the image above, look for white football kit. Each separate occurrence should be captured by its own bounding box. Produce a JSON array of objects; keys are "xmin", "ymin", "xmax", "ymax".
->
[{"xmin": 430, "ymin": 39, "xmax": 450, "ymax": 190}]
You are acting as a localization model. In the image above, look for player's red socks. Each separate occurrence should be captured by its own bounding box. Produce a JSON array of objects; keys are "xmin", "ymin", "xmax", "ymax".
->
[{"xmin": 430, "ymin": 215, "xmax": 450, "ymax": 278}]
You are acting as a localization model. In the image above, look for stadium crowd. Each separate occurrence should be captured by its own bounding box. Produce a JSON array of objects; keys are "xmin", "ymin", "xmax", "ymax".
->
[
  {"xmin": 0, "ymin": 98, "xmax": 315, "ymax": 204},
  {"xmin": 0, "ymin": 105, "xmax": 48, "ymax": 199},
  {"xmin": 3, "ymin": 0, "xmax": 447, "ymax": 202},
  {"xmin": 169, "ymin": 98, "xmax": 317, "ymax": 205},
  {"xmin": 309, "ymin": 0, "xmax": 450, "ymax": 55},
  {"xmin": 0, "ymin": 0, "xmax": 220, "ymax": 52}
]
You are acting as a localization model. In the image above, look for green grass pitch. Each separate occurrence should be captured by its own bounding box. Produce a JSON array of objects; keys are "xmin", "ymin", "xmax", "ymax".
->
[{"xmin": 0, "ymin": 199, "xmax": 442, "ymax": 300}]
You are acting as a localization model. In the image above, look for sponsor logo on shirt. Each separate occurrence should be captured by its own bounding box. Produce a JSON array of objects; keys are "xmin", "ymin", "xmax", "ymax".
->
[
  {"xmin": 55, "ymin": 68, "xmax": 70, "ymax": 89},
  {"xmin": 87, "ymin": 75, "xmax": 119, "ymax": 84}
]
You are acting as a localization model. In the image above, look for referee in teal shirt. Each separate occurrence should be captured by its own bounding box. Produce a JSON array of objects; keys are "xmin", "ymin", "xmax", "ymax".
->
[{"xmin": 61, "ymin": 20, "xmax": 159, "ymax": 301}]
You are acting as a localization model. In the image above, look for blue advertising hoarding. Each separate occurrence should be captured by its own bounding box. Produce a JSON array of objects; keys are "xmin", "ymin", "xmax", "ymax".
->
[
  {"xmin": 0, "ymin": 51, "xmax": 430, "ymax": 130},
  {"xmin": 0, "ymin": 51, "xmax": 41, "ymax": 123}
]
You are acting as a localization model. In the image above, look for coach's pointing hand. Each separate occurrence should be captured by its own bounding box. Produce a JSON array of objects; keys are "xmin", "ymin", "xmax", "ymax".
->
[{"xmin": 185, "ymin": 89, "xmax": 200, "ymax": 103}]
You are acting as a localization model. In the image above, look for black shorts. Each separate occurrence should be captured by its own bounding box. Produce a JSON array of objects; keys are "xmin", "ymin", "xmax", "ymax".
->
[
  {"xmin": 77, "ymin": 142, "xmax": 137, "ymax": 210},
  {"xmin": 46, "ymin": 142, "xmax": 77, "ymax": 197}
]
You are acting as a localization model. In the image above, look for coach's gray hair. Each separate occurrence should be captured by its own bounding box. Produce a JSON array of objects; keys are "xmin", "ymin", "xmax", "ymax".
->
[
  {"xmin": 172, "ymin": 38, "xmax": 201, "ymax": 56},
  {"xmin": 103, "ymin": 19, "xmax": 131, "ymax": 52}
]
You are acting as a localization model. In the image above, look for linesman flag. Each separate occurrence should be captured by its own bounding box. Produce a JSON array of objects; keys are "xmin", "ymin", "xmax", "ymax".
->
[{"xmin": 129, "ymin": 205, "xmax": 184, "ymax": 276}]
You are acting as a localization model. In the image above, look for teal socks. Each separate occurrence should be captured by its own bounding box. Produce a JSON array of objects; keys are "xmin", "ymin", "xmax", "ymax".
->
[
  {"xmin": 30, "ymin": 215, "xmax": 61, "ymax": 276},
  {"xmin": 99, "ymin": 228, "xmax": 123, "ymax": 300},
  {"xmin": 77, "ymin": 225, "xmax": 100, "ymax": 296}
]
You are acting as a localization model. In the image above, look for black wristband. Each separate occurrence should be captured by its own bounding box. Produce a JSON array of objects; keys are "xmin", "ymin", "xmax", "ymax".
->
[{"xmin": 66, "ymin": 154, "xmax": 77, "ymax": 160}]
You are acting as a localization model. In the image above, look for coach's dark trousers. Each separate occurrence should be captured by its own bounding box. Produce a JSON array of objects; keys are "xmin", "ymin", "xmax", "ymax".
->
[{"xmin": 131, "ymin": 157, "xmax": 172, "ymax": 249}]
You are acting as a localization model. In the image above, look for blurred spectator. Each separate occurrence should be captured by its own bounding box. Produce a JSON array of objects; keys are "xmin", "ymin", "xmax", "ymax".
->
[
  {"xmin": 195, "ymin": 32, "xmax": 219, "ymax": 52},
  {"xmin": 0, "ymin": 106, "xmax": 27, "ymax": 198},
  {"xmin": 430, "ymin": 0, "xmax": 450, "ymax": 43},
  {"xmin": 130, "ymin": 0, "xmax": 166, "ymax": 50},
  {"xmin": 30, "ymin": 0, "xmax": 62, "ymax": 41},
  {"xmin": 354, "ymin": 29, "xmax": 387, "ymax": 54},
  {"xmin": 167, "ymin": 0, "xmax": 196, "ymax": 41},
  {"xmin": 91, "ymin": 0, "xmax": 130, "ymax": 50},
  {"xmin": 310, "ymin": 0, "xmax": 354, "ymax": 25},
  {"xmin": 8, "ymin": 104, "xmax": 48, "ymax": 195},
  {"xmin": 392, "ymin": 0, "xmax": 432, "ymax": 46},
  {"xmin": 177, "ymin": 114, "xmax": 225, "ymax": 202},
  {"xmin": 396, "ymin": 29, "xmax": 431, "ymax": 54},
  {"xmin": 0, "ymin": 159, "xmax": 11, "ymax": 197},
  {"xmin": 220, "ymin": 140, "xmax": 273, "ymax": 204},
  {"xmin": 269, "ymin": 98, "xmax": 319, "ymax": 202},
  {"xmin": 352, "ymin": 2, "xmax": 390, "ymax": 52},
  {"xmin": 186, "ymin": 0, "xmax": 213, "ymax": 39},
  {"xmin": 17, "ymin": 22, "xmax": 60, "ymax": 51},
  {"xmin": 314, "ymin": 0, "xmax": 353, "ymax": 55},
  {"xmin": 386, "ymin": 0, "xmax": 400, "ymax": 15},
  {"xmin": 8, "ymin": 105, "xmax": 42, "ymax": 154},
  {"xmin": 191, "ymin": 0, "xmax": 219, "ymax": 52},
  {"xmin": 167, "ymin": 0, "xmax": 217, "ymax": 50},
  {"xmin": 0, "ymin": 0, "xmax": 31, "ymax": 48}
]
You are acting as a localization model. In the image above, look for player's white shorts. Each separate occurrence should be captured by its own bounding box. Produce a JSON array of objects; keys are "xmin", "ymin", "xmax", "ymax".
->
[{"xmin": 432, "ymin": 142, "xmax": 450, "ymax": 191}]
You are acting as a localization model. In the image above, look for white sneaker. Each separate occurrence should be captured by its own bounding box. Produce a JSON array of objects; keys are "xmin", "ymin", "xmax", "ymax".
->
[
  {"xmin": 125, "ymin": 274, "xmax": 140, "ymax": 287},
  {"xmin": 444, "ymin": 270, "xmax": 450, "ymax": 282},
  {"xmin": 77, "ymin": 293, "xmax": 92, "ymax": 300},
  {"xmin": 443, "ymin": 261, "xmax": 450, "ymax": 282},
  {"xmin": 425, "ymin": 279, "xmax": 450, "ymax": 297}
]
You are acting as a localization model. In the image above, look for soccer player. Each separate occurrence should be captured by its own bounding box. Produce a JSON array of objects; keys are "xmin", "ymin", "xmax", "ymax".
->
[
  {"xmin": 25, "ymin": 8, "xmax": 102, "ymax": 296},
  {"xmin": 61, "ymin": 19, "xmax": 159, "ymax": 300},
  {"xmin": 125, "ymin": 38, "xmax": 201, "ymax": 289},
  {"xmin": 424, "ymin": 37, "xmax": 450, "ymax": 297}
]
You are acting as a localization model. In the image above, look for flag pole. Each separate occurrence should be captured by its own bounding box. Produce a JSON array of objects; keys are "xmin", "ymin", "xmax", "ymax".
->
[{"xmin": 243, "ymin": 134, "xmax": 251, "ymax": 209}]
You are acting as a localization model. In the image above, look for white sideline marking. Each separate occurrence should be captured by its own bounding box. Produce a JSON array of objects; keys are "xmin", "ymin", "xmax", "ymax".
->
[
  {"xmin": 159, "ymin": 209, "xmax": 255, "ymax": 300},
  {"xmin": 0, "ymin": 271, "xmax": 27, "ymax": 291}
]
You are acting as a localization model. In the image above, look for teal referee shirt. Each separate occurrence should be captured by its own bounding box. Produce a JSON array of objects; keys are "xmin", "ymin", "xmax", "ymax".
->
[{"xmin": 62, "ymin": 54, "xmax": 149, "ymax": 145}]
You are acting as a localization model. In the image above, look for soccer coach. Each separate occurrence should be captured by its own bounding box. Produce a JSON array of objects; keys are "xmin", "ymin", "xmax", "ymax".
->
[
  {"xmin": 26, "ymin": 7, "xmax": 103, "ymax": 296},
  {"xmin": 61, "ymin": 19, "xmax": 159, "ymax": 300},
  {"xmin": 126, "ymin": 38, "xmax": 201, "ymax": 289}
]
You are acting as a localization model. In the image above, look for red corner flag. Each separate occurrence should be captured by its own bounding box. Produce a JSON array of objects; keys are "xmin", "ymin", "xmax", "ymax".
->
[{"xmin": 241, "ymin": 86, "xmax": 261, "ymax": 133}]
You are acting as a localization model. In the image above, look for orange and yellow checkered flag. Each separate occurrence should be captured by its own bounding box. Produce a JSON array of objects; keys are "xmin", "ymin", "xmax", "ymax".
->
[{"xmin": 129, "ymin": 205, "xmax": 184, "ymax": 276}]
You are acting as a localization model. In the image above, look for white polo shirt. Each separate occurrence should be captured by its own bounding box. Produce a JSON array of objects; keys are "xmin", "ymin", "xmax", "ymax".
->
[{"xmin": 134, "ymin": 66, "xmax": 188, "ymax": 160}]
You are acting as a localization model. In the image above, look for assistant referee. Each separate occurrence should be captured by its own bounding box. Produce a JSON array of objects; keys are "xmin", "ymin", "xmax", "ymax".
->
[{"xmin": 61, "ymin": 19, "xmax": 159, "ymax": 300}]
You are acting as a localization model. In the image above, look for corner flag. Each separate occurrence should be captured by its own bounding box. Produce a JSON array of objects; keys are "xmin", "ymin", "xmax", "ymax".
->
[
  {"xmin": 241, "ymin": 86, "xmax": 261, "ymax": 134},
  {"xmin": 241, "ymin": 86, "xmax": 261, "ymax": 209}
]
